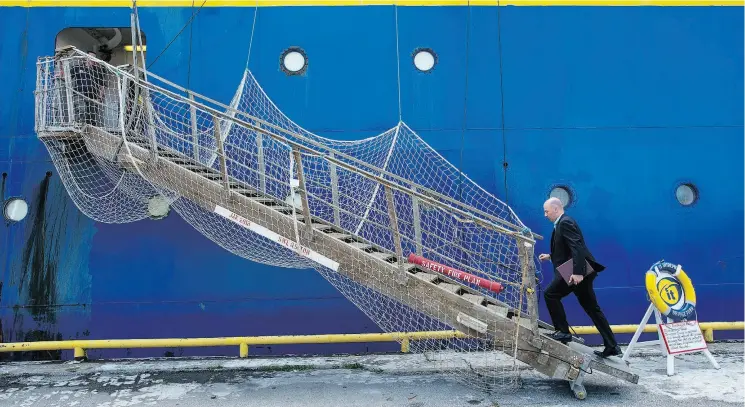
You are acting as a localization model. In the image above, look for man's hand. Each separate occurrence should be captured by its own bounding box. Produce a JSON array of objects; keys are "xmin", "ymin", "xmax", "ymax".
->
[
  {"xmin": 569, "ymin": 274, "xmax": 584, "ymax": 285},
  {"xmin": 538, "ymin": 253, "xmax": 550, "ymax": 261}
]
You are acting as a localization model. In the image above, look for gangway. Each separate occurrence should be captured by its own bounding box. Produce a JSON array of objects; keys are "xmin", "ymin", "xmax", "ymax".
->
[{"xmin": 34, "ymin": 47, "xmax": 638, "ymax": 399}]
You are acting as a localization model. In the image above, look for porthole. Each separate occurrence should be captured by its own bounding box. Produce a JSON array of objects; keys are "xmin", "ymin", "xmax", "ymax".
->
[
  {"xmin": 147, "ymin": 195, "xmax": 170, "ymax": 220},
  {"xmin": 412, "ymin": 48, "xmax": 437, "ymax": 73},
  {"xmin": 549, "ymin": 186, "xmax": 573, "ymax": 208},
  {"xmin": 4, "ymin": 198, "xmax": 29, "ymax": 222},
  {"xmin": 280, "ymin": 47, "xmax": 308, "ymax": 75},
  {"xmin": 675, "ymin": 183, "xmax": 698, "ymax": 206}
]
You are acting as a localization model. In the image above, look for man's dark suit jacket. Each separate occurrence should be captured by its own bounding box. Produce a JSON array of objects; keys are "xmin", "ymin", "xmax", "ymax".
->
[{"xmin": 550, "ymin": 214, "xmax": 606, "ymax": 277}]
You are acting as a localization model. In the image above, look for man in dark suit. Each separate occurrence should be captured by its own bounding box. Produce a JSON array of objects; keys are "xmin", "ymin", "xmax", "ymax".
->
[{"xmin": 538, "ymin": 197, "xmax": 622, "ymax": 358}]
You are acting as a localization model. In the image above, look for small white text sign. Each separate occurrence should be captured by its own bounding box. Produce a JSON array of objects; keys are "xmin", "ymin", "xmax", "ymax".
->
[
  {"xmin": 659, "ymin": 321, "xmax": 708, "ymax": 355},
  {"xmin": 214, "ymin": 205, "xmax": 340, "ymax": 271}
]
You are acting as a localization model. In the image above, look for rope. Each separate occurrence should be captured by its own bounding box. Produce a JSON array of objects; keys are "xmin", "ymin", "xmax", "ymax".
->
[
  {"xmin": 147, "ymin": 0, "xmax": 208, "ymax": 70},
  {"xmin": 394, "ymin": 5, "xmax": 402, "ymax": 122},
  {"xmin": 245, "ymin": 0, "xmax": 259, "ymax": 69},
  {"xmin": 213, "ymin": 1, "xmax": 258, "ymax": 159},
  {"xmin": 353, "ymin": 125, "xmax": 400, "ymax": 235},
  {"xmin": 495, "ymin": 0, "xmax": 509, "ymax": 204},
  {"xmin": 458, "ymin": 1, "xmax": 472, "ymax": 203},
  {"xmin": 186, "ymin": 0, "xmax": 196, "ymax": 89}
]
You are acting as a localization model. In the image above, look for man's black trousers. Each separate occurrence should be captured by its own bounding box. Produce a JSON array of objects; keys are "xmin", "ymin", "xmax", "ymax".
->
[{"xmin": 544, "ymin": 272, "xmax": 618, "ymax": 349}]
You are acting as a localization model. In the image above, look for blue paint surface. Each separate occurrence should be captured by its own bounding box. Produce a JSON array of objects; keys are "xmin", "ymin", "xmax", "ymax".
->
[{"xmin": 0, "ymin": 4, "xmax": 742, "ymax": 355}]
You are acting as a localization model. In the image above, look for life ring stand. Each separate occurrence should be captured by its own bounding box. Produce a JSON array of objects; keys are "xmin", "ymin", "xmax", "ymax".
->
[{"xmin": 644, "ymin": 260, "xmax": 697, "ymax": 321}]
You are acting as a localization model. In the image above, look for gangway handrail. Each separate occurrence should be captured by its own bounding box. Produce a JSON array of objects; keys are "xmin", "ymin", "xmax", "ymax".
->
[
  {"xmin": 137, "ymin": 67, "xmax": 535, "ymax": 239},
  {"xmin": 139, "ymin": 68, "xmax": 540, "ymax": 241},
  {"xmin": 52, "ymin": 48, "xmax": 542, "ymax": 242}
]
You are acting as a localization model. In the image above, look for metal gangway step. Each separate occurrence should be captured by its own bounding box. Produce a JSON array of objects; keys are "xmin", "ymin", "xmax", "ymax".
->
[{"xmin": 35, "ymin": 47, "xmax": 638, "ymax": 399}]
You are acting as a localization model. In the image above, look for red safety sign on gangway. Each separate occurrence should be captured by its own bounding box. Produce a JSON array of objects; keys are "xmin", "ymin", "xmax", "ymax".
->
[{"xmin": 407, "ymin": 253, "xmax": 503, "ymax": 294}]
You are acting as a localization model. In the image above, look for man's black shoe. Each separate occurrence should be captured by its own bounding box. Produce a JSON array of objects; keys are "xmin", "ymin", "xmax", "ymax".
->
[
  {"xmin": 594, "ymin": 345, "xmax": 622, "ymax": 358},
  {"xmin": 547, "ymin": 331, "xmax": 572, "ymax": 344}
]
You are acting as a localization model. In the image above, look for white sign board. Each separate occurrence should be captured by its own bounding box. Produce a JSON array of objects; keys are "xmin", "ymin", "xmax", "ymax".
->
[
  {"xmin": 659, "ymin": 321, "xmax": 708, "ymax": 355},
  {"xmin": 214, "ymin": 205, "xmax": 340, "ymax": 272}
]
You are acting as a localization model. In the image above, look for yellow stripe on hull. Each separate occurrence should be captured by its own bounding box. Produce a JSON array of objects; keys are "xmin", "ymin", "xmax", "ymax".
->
[{"xmin": 0, "ymin": 0, "xmax": 741, "ymax": 7}]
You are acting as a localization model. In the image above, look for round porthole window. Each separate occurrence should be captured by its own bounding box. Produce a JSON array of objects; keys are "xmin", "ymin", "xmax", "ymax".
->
[
  {"xmin": 147, "ymin": 195, "xmax": 171, "ymax": 220},
  {"xmin": 4, "ymin": 198, "xmax": 29, "ymax": 222},
  {"xmin": 412, "ymin": 48, "xmax": 437, "ymax": 73},
  {"xmin": 675, "ymin": 183, "xmax": 698, "ymax": 206},
  {"xmin": 280, "ymin": 47, "xmax": 308, "ymax": 75},
  {"xmin": 549, "ymin": 186, "xmax": 573, "ymax": 208}
]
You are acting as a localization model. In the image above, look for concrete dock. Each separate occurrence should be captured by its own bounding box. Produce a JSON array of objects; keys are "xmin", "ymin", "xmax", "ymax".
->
[{"xmin": 0, "ymin": 342, "xmax": 741, "ymax": 406}]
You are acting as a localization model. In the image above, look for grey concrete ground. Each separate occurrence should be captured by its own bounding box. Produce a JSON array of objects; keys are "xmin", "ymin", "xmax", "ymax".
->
[{"xmin": 0, "ymin": 342, "xmax": 741, "ymax": 406}]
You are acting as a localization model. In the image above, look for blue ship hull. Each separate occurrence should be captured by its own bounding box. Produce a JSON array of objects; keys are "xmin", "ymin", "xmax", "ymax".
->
[{"xmin": 0, "ymin": 2, "xmax": 742, "ymax": 360}]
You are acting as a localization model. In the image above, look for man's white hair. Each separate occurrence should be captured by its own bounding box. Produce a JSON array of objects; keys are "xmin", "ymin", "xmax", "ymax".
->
[{"xmin": 545, "ymin": 197, "xmax": 564, "ymax": 209}]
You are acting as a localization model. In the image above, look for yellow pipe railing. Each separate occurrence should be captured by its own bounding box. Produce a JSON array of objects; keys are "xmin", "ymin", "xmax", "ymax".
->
[
  {"xmin": 0, "ymin": 322, "xmax": 739, "ymax": 361},
  {"xmin": 0, "ymin": 330, "xmax": 468, "ymax": 360},
  {"xmin": 571, "ymin": 321, "xmax": 744, "ymax": 343}
]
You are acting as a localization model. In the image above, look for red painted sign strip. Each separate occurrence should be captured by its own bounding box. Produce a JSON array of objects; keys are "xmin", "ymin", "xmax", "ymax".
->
[{"xmin": 407, "ymin": 253, "xmax": 503, "ymax": 294}]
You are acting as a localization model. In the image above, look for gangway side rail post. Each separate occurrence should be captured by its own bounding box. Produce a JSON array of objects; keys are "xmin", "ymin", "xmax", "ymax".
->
[
  {"xmin": 519, "ymin": 241, "xmax": 539, "ymax": 337},
  {"xmin": 256, "ymin": 123, "xmax": 267, "ymax": 193},
  {"xmin": 189, "ymin": 91, "xmax": 200, "ymax": 162},
  {"xmin": 293, "ymin": 148, "xmax": 314, "ymax": 238},
  {"xmin": 329, "ymin": 151, "xmax": 341, "ymax": 227},
  {"xmin": 144, "ymin": 86, "xmax": 158, "ymax": 162},
  {"xmin": 38, "ymin": 61, "xmax": 49, "ymax": 131},
  {"xmin": 214, "ymin": 115, "xmax": 229, "ymax": 191},
  {"xmin": 411, "ymin": 186, "xmax": 423, "ymax": 255},
  {"xmin": 384, "ymin": 185, "xmax": 405, "ymax": 274},
  {"xmin": 61, "ymin": 58, "xmax": 75, "ymax": 128}
]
